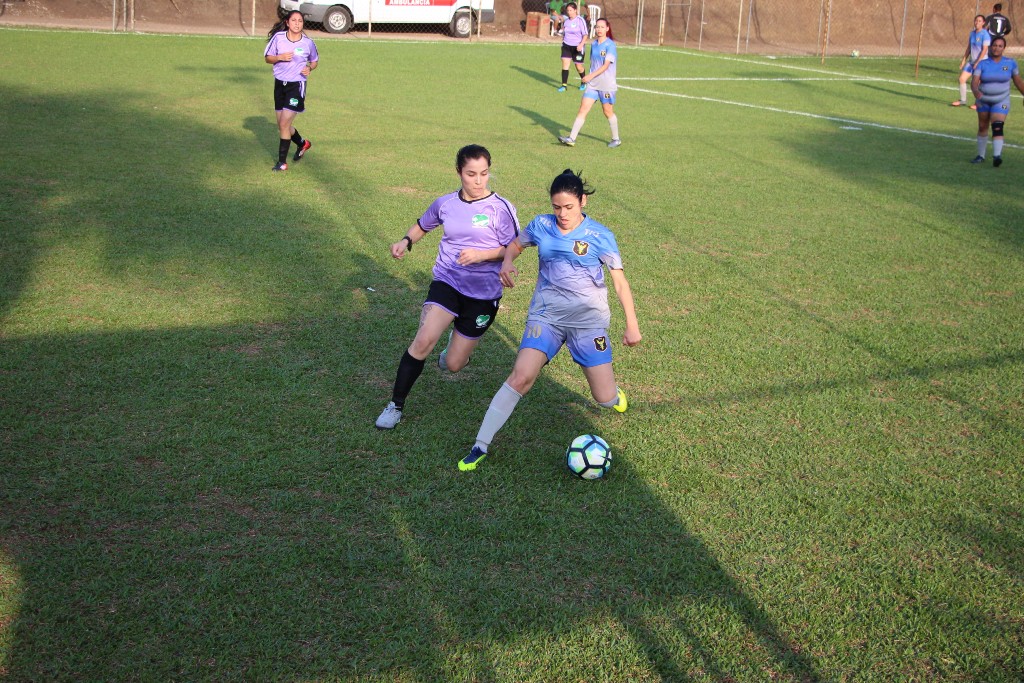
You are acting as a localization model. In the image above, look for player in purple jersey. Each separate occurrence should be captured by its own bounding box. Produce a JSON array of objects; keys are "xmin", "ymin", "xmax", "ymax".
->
[
  {"xmin": 458, "ymin": 169, "xmax": 641, "ymax": 471},
  {"xmin": 376, "ymin": 145, "xmax": 521, "ymax": 430},
  {"xmin": 264, "ymin": 11, "xmax": 319, "ymax": 172},
  {"xmin": 558, "ymin": 19, "xmax": 621, "ymax": 148},
  {"xmin": 952, "ymin": 15, "xmax": 990, "ymax": 108},
  {"xmin": 557, "ymin": 3, "xmax": 589, "ymax": 93},
  {"xmin": 971, "ymin": 36, "xmax": 1024, "ymax": 166}
]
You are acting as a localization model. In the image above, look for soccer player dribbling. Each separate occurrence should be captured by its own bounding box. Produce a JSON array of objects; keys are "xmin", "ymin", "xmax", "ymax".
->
[
  {"xmin": 559, "ymin": 18, "xmax": 621, "ymax": 148},
  {"xmin": 458, "ymin": 169, "xmax": 642, "ymax": 471},
  {"xmin": 375, "ymin": 145, "xmax": 521, "ymax": 430},
  {"xmin": 970, "ymin": 35, "xmax": 1024, "ymax": 167},
  {"xmin": 264, "ymin": 10, "xmax": 318, "ymax": 172}
]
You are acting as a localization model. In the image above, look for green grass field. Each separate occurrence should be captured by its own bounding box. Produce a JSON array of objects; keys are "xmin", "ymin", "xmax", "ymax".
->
[{"xmin": 1, "ymin": 27, "xmax": 1022, "ymax": 681}]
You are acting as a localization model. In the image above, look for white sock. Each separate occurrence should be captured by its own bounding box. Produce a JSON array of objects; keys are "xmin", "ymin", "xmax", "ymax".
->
[
  {"xmin": 608, "ymin": 115, "xmax": 619, "ymax": 140},
  {"xmin": 474, "ymin": 382, "xmax": 522, "ymax": 451},
  {"xmin": 959, "ymin": 82, "xmax": 967, "ymax": 102},
  {"xmin": 597, "ymin": 386, "xmax": 620, "ymax": 408},
  {"xmin": 569, "ymin": 116, "xmax": 585, "ymax": 140},
  {"xmin": 994, "ymin": 138, "xmax": 1004, "ymax": 157},
  {"xmin": 977, "ymin": 136, "xmax": 988, "ymax": 157}
]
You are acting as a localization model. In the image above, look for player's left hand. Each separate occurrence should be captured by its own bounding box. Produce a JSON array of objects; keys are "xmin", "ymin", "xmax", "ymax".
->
[{"xmin": 301, "ymin": 65, "xmax": 311, "ymax": 76}]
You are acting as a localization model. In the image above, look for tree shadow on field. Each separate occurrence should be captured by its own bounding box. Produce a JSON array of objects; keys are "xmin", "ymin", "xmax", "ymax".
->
[
  {"xmin": 509, "ymin": 104, "xmax": 565, "ymax": 139},
  {"xmin": 854, "ymin": 82, "xmax": 938, "ymax": 103},
  {"xmin": 0, "ymin": 86, "xmax": 821, "ymax": 680},
  {"xmin": 511, "ymin": 64, "xmax": 556, "ymax": 88}
]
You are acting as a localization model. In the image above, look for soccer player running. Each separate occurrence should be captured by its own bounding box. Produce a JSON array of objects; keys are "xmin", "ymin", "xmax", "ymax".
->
[
  {"xmin": 458, "ymin": 169, "xmax": 641, "ymax": 471},
  {"xmin": 559, "ymin": 18, "xmax": 621, "ymax": 148},
  {"xmin": 970, "ymin": 35, "xmax": 1024, "ymax": 166},
  {"xmin": 264, "ymin": 11, "xmax": 318, "ymax": 172},
  {"xmin": 557, "ymin": 3, "xmax": 589, "ymax": 92},
  {"xmin": 376, "ymin": 145, "xmax": 520, "ymax": 430},
  {"xmin": 952, "ymin": 15, "xmax": 990, "ymax": 108}
]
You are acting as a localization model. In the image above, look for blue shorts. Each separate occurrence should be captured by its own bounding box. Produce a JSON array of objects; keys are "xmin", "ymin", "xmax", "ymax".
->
[
  {"xmin": 584, "ymin": 88, "xmax": 616, "ymax": 104},
  {"xmin": 962, "ymin": 63, "xmax": 976, "ymax": 74},
  {"xmin": 519, "ymin": 320, "xmax": 612, "ymax": 368},
  {"xmin": 976, "ymin": 98, "xmax": 1010, "ymax": 114}
]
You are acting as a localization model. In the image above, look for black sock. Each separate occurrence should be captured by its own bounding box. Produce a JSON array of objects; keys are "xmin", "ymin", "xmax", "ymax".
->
[
  {"xmin": 391, "ymin": 350, "xmax": 425, "ymax": 409},
  {"xmin": 561, "ymin": 69, "xmax": 569, "ymax": 86},
  {"xmin": 291, "ymin": 130, "xmax": 303, "ymax": 146},
  {"xmin": 578, "ymin": 69, "xmax": 586, "ymax": 81},
  {"xmin": 278, "ymin": 138, "xmax": 290, "ymax": 164}
]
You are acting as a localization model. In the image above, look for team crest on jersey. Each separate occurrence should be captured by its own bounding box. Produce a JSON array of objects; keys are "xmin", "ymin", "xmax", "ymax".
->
[
  {"xmin": 599, "ymin": 49, "xmax": 607, "ymax": 57},
  {"xmin": 475, "ymin": 314, "xmax": 491, "ymax": 328},
  {"xmin": 295, "ymin": 47, "xmax": 306, "ymax": 55},
  {"xmin": 594, "ymin": 336, "xmax": 607, "ymax": 351},
  {"xmin": 573, "ymin": 240, "xmax": 590, "ymax": 256},
  {"xmin": 472, "ymin": 213, "xmax": 490, "ymax": 229}
]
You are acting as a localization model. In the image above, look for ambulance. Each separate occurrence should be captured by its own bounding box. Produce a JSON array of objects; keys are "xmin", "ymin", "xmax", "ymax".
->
[{"xmin": 279, "ymin": 0, "xmax": 495, "ymax": 37}]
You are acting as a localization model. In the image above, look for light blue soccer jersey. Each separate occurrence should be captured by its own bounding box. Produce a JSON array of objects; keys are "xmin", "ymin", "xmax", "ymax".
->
[
  {"xmin": 588, "ymin": 38, "xmax": 617, "ymax": 92},
  {"xmin": 976, "ymin": 56, "xmax": 1019, "ymax": 104},
  {"xmin": 520, "ymin": 214, "xmax": 623, "ymax": 328},
  {"xmin": 969, "ymin": 29, "xmax": 991, "ymax": 63}
]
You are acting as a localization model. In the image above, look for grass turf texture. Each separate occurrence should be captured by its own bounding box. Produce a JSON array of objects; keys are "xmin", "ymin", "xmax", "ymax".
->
[{"xmin": 1, "ymin": 28, "xmax": 1023, "ymax": 681}]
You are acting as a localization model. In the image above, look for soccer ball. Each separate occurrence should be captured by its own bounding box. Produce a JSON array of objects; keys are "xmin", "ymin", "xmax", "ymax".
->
[
  {"xmin": 566, "ymin": 434, "xmax": 612, "ymax": 480},
  {"xmin": 850, "ymin": 49, "xmax": 860, "ymax": 58}
]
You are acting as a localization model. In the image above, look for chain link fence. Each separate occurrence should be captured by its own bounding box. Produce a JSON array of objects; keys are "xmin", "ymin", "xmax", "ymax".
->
[{"xmin": 616, "ymin": 0, "xmax": 1020, "ymax": 57}]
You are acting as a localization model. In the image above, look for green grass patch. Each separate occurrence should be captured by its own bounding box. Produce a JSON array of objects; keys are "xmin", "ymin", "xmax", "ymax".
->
[{"xmin": 1, "ymin": 28, "xmax": 1022, "ymax": 681}]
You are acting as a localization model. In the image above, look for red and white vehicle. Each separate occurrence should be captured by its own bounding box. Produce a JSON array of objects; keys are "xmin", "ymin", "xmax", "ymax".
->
[{"xmin": 279, "ymin": 0, "xmax": 494, "ymax": 37}]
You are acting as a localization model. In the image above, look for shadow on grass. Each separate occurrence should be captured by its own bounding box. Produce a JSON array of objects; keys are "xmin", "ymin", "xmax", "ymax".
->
[
  {"xmin": 511, "ymin": 64, "xmax": 556, "ymax": 88},
  {"xmin": 509, "ymin": 104, "xmax": 565, "ymax": 139},
  {"xmin": 0, "ymin": 87, "xmax": 821, "ymax": 680}
]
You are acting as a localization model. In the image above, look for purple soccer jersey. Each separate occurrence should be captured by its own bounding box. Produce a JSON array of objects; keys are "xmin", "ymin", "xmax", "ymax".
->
[
  {"xmin": 562, "ymin": 15, "xmax": 588, "ymax": 46},
  {"xmin": 418, "ymin": 191, "xmax": 520, "ymax": 300},
  {"xmin": 264, "ymin": 32, "xmax": 318, "ymax": 82}
]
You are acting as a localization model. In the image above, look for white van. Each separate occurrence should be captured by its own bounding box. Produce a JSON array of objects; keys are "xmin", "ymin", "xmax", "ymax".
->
[{"xmin": 280, "ymin": 0, "xmax": 495, "ymax": 37}]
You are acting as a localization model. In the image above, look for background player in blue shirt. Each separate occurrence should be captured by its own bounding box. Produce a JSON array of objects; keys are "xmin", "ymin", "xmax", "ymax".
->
[
  {"xmin": 459, "ymin": 169, "xmax": 642, "ymax": 471},
  {"xmin": 952, "ymin": 15, "xmax": 990, "ymax": 108},
  {"xmin": 971, "ymin": 36, "xmax": 1024, "ymax": 166}
]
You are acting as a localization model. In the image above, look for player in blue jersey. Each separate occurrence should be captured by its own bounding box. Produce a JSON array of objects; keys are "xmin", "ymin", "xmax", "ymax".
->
[
  {"xmin": 458, "ymin": 169, "xmax": 642, "ymax": 471},
  {"xmin": 376, "ymin": 145, "xmax": 520, "ymax": 429},
  {"xmin": 559, "ymin": 18, "xmax": 621, "ymax": 148},
  {"xmin": 952, "ymin": 15, "xmax": 990, "ymax": 108},
  {"xmin": 264, "ymin": 11, "xmax": 319, "ymax": 172},
  {"xmin": 971, "ymin": 36, "xmax": 1024, "ymax": 166}
]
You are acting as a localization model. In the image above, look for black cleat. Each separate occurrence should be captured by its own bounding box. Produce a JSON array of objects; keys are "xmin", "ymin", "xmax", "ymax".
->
[
  {"xmin": 294, "ymin": 139, "xmax": 311, "ymax": 161},
  {"xmin": 993, "ymin": 156, "xmax": 1003, "ymax": 167},
  {"xmin": 970, "ymin": 155, "xmax": 985, "ymax": 164},
  {"xmin": 272, "ymin": 162, "xmax": 288, "ymax": 172}
]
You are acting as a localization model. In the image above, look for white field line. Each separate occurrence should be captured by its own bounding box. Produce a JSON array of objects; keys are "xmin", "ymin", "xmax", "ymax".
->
[{"xmin": 619, "ymin": 84, "xmax": 1024, "ymax": 150}]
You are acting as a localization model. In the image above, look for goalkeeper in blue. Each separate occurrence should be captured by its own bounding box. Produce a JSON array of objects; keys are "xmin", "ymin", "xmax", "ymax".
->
[{"xmin": 458, "ymin": 169, "xmax": 642, "ymax": 471}]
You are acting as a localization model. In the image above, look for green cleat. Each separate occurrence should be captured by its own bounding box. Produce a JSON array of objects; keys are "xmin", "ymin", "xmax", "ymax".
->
[
  {"xmin": 458, "ymin": 446, "xmax": 487, "ymax": 471},
  {"xmin": 613, "ymin": 387, "xmax": 628, "ymax": 413}
]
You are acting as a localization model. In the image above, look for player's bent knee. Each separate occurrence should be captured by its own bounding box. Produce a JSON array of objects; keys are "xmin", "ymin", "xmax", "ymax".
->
[{"xmin": 992, "ymin": 120, "xmax": 1005, "ymax": 137}]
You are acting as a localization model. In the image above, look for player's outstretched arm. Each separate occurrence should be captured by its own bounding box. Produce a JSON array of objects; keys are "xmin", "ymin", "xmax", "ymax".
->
[
  {"xmin": 391, "ymin": 224, "xmax": 428, "ymax": 259},
  {"xmin": 608, "ymin": 268, "xmax": 641, "ymax": 347}
]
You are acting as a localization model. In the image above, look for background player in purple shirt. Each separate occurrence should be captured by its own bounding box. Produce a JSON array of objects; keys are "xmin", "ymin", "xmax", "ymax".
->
[
  {"xmin": 376, "ymin": 145, "xmax": 521, "ymax": 430},
  {"xmin": 264, "ymin": 11, "xmax": 318, "ymax": 172},
  {"xmin": 458, "ymin": 169, "xmax": 641, "ymax": 471},
  {"xmin": 557, "ymin": 3, "xmax": 589, "ymax": 92}
]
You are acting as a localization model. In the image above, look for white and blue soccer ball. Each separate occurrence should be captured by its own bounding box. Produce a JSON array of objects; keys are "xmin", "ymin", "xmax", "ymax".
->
[
  {"xmin": 566, "ymin": 434, "xmax": 612, "ymax": 480},
  {"xmin": 850, "ymin": 49, "xmax": 860, "ymax": 58}
]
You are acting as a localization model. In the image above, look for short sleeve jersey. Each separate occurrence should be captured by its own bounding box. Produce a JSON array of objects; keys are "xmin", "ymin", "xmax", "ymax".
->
[
  {"xmin": 519, "ymin": 214, "xmax": 623, "ymax": 329},
  {"xmin": 976, "ymin": 56, "xmax": 1019, "ymax": 103},
  {"xmin": 562, "ymin": 16, "xmax": 588, "ymax": 46},
  {"xmin": 418, "ymin": 191, "xmax": 520, "ymax": 301},
  {"xmin": 588, "ymin": 38, "xmax": 618, "ymax": 92},
  {"xmin": 969, "ymin": 29, "xmax": 991, "ymax": 63},
  {"xmin": 985, "ymin": 12, "xmax": 1012, "ymax": 38},
  {"xmin": 264, "ymin": 32, "xmax": 319, "ymax": 82}
]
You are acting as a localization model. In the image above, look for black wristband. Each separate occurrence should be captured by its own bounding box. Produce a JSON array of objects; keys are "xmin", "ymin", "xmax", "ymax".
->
[{"xmin": 402, "ymin": 236, "xmax": 413, "ymax": 251}]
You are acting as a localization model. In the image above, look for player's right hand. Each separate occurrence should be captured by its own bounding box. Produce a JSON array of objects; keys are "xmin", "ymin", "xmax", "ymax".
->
[
  {"xmin": 499, "ymin": 264, "xmax": 518, "ymax": 288},
  {"xmin": 278, "ymin": 52, "xmax": 294, "ymax": 62}
]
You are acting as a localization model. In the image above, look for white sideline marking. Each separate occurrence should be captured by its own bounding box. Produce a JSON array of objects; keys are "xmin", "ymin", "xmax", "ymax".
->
[
  {"xmin": 620, "ymin": 77, "xmax": 889, "ymax": 82},
  {"xmin": 619, "ymin": 85, "xmax": 1024, "ymax": 149}
]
